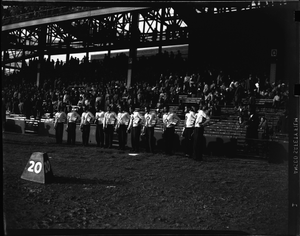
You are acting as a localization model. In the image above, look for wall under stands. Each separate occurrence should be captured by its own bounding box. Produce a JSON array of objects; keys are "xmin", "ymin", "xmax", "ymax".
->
[{"xmin": 4, "ymin": 116, "xmax": 288, "ymax": 162}]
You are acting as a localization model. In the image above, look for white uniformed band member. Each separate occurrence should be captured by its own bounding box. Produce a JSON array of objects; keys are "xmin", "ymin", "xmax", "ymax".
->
[
  {"xmin": 115, "ymin": 105, "xmax": 131, "ymax": 150},
  {"xmin": 192, "ymin": 103, "xmax": 210, "ymax": 161},
  {"xmin": 95, "ymin": 105, "xmax": 105, "ymax": 147},
  {"xmin": 127, "ymin": 106, "xmax": 143, "ymax": 153},
  {"xmin": 80, "ymin": 105, "xmax": 95, "ymax": 146},
  {"xmin": 66, "ymin": 105, "xmax": 81, "ymax": 145},
  {"xmin": 54, "ymin": 105, "xmax": 67, "ymax": 144},
  {"xmin": 182, "ymin": 106, "xmax": 196, "ymax": 157},
  {"xmin": 143, "ymin": 106, "xmax": 158, "ymax": 153},
  {"xmin": 103, "ymin": 105, "xmax": 117, "ymax": 148},
  {"xmin": 162, "ymin": 105, "xmax": 180, "ymax": 155}
]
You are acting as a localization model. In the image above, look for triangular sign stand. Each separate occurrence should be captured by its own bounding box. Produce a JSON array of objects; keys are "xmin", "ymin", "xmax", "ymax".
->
[{"xmin": 21, "ymin": 152, "xmax": 54, "ymax": 184}]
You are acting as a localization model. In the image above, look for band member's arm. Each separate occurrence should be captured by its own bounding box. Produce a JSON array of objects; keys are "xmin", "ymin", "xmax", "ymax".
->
[
  {"xmin": 94, "ymin": 113, "xmax": 99, "ymax": 124},
  {"xmin": 172, "ymin": 113, "xmax": 180, "ymax": 126},
  {"xmin": 115, "ymin": 113, "xmax": 121, "ymax": 130},
  {"xmin": 201, "ymin": 112, "xmax": 210, "ymax": 126},
  {"xmin": 127, "ymin": 115, "xmax": 133, "ymax": 132},
  {"xmin": 162, "ymin": 115, "xmax": 167, "ymax": 132},
  {"xmin": 80, "ymin": 113, "xmax": 84, "ymax": 129},
  {"xmin": 89, "ymin": 112, "xmax": 95, "ymax": 123},
  {"xmin": 103, "ymin": 113, "xmax": 107, "ymax": 129}
]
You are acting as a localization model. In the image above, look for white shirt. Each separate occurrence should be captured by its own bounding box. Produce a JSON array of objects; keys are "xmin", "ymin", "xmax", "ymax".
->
[
  {"xmin": 185, "ymin": 111, "xmax": 196, "ymax": 128},
  {"xmin": 195, "ymin": 110, "xmax": 209, "ymax": 127},
  {"xmin": 95, "ymin": 111, "xmax": 105, "ymax": 124},
  {"xmin": 81, "ymin": 111, "xmax": 95, "ymax": 125},
  {"xmin": 117, "ymin": 112, "xmax": 130, "ymax": 126},
  {"xmin": 144, "ymin": 112, "xmax": 158, "ymax": 127},
  {"xmin": 129, "ymin": 111, "xmax": 143, "ymax": 128},
  {"xmin": 163, "ymin": 112, "xmax": 180, "ymax": 128},
  {"xmin": 104, "ymin": 111, "xmax": 117, "ymax": 127},
  {"xmin": 67, "ymin": 111, "xmax": 80, "ymax": 123},
  {"xmin": 55, "ymin": 112, "xmax": 67, "ymax": 123}
]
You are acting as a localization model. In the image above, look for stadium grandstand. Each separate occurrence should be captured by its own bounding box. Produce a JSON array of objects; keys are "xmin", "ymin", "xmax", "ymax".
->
[{"xmin": 1, "ymin": 1, "xmax": 298, "ymax": 159}]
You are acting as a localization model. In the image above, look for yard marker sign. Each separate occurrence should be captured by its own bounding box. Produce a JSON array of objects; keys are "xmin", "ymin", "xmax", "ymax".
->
[{"xmin": 21, "ymin": 152, "xmax": 53, "ymax": 184}]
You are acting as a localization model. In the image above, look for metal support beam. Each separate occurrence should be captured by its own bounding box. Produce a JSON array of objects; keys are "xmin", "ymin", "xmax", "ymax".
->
[
  {"xmin": 37, "ymin": 25, "xmax": 46, "ymax": 88},
  {"xmin": 127, "ymin": 12, "xmax": 139, "ymax": 88}
]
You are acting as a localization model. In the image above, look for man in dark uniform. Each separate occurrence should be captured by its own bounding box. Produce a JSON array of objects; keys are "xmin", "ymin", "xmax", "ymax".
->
[
  {"xmin": 162, "ymin": 105, "xmax": 180, "ymax": 155},
  {"xmin": 95, "ymin": 105, "xmax": 105, "ymax": 147},
  {"xmin": 182, "ymin": 106, "xmax": 196, "ymax": 157},
  {"xmin": 54, "ymin": 105, "xmax": 67, "ymax": 144},
  {"xmin": 80, "ymin": 106, "xmax": 95, "ymax": 146},
  {"xmin": 143, "ymin": 106, "xmax": 158, "ymax": 153},
  {"xmin": 103, "ymin": 105, "xmax": 117, "ymax": 149},
  {"xmin": 66, "ymin": 105, "xmax": 81, "ymax": 145},
  {"xmin": 127, "ymin": 106, "xmax": 143, "ymax": 153},
  {"xmin": 115, "ymin": 105, "xmax": 130, "ymax": 150}
]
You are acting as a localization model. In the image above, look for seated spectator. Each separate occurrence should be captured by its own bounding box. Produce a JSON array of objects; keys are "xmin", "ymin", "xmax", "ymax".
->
[{"xmin": 273, "ymin": 91, "xmax": 281, "ymax": 108}]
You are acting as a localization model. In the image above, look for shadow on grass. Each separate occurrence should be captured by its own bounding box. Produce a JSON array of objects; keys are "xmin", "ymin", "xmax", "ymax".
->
[{"xmin": 52, "ymin": 176, "xmax": 128, "ymax": 186}]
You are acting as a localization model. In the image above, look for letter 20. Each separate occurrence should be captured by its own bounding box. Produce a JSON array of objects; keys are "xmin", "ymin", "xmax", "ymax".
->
[{"xmin": 27, "ymin": 161, "xmax": 42, "ymax": 174}]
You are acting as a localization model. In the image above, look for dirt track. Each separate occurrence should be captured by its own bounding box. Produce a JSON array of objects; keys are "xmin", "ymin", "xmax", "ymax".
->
[{"xmin": 3, "ymin": 132, "xmax": 288, "ymax": 235}]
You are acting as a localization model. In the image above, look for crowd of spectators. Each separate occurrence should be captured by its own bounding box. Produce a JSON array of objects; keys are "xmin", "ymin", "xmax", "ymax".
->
[{"xmin": 2, "ymin": 50, "xmax": 289, "ymax": 123}]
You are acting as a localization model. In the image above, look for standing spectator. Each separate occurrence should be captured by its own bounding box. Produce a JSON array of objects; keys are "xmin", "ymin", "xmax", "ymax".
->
[
  {"xmin": 66, "ymin": 105, "xmax": 81, "ymax": 145},
  {"xmin": 192, "ymin": 103, "xmax": 210, "ymax": 161},
  {"xmin": 143, "ymin": 106, "xmax": 158, "ymax": 153},
  {"xmin": 103, "ymin": 105, "xmax": 117, "ymax": 149},
  {"xmin": 259, "ymin": 116, "xmax": 269, "ymax": 139},
  {"xmin": 245, "ymin": 109, "xmax": 260, "ymax": 153},
  {"xmin": 95, "ymin": 104, "xmax": 105, "ymax": 147},
  {"xmin": 80, "ymin": 105, "xmax": 95, "ymax": 146},
  {"xmin": 23, "ymin": 95, "xmax": 32, "ymax": 119},
  {"xmin": 182, "ymin": 106, "xmax": 196, "ymax": 157},
  {"xmin": 54, "ymin": 105, "xmax": 67, "ymax": 144},
  {"xmin": 234, "ymin": 81, "xmax": 244, "ymax": 108},
  {"xmin": 127, "ymin": 106, "xmax": 143, "ymax": 153},
  {"xmin": 162, "ymin": 105, "xmax": 181, "ymax": 155}
]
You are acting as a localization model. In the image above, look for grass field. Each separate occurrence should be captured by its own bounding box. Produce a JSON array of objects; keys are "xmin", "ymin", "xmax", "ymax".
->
[{"xmin": 3, "ymin": 132, "xmax": 288, "ymax": 235}]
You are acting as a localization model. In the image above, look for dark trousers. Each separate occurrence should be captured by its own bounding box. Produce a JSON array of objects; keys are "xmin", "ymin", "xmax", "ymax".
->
[
  {"xmin": 105, "ymin": 124, "xmax": 114, "ymax": 148},
  {"xmin": 183, "ymin": 127, "xmax": 194, "ymax": 156},
  {"xmin": 145, "ymin": 126, "xmax": 155, "ymax": 153},
  {"xmin": 55, "ymin": 123, "xmax": 64, "ymax": 144},
  {"xmin": 131, "ymin": 126, "xmax": 141, "ymax": 152},
  {"xmin": 67, "ymin": 122, "xmax": 76, "ymax": 145},
  {"xmin": 164, "ymin": 127, "xmax": 175, "ymax": 154},
  {"xmin": 82, "ymin": 124, "xmax": 90, "ymax": 146},
  {"xmin": 118, "ymin": 124, "xmax": 127, "ymax": 149},
  {"xmin": 192, "ymin": 126, "xmax": 204, "ymax": 160},
  {"xmin": 96, "ymin": 124, "xmax": 104, "ymax": 147}
]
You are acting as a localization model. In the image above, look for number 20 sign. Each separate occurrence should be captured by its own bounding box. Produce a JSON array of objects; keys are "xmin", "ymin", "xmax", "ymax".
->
[{"xmin": 21, "ymin": 152, "xmax": 54, "ymax": 184}]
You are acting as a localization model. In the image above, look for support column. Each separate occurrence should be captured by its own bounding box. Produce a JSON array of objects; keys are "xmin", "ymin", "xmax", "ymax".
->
[
  {"xmin": 270, "ymin": 49, "xmax": 277, "ymax": 84},
  {"xmin": 37, "ymin": 25, "xmax": 47, "ymax": 88},
  {"xmin": 158, "ymin": 8, "xmax": 165, "ymax": 55},
  {"xmin": 127, "ymin": 12, "xmax": 139, "ymax": 88}
]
